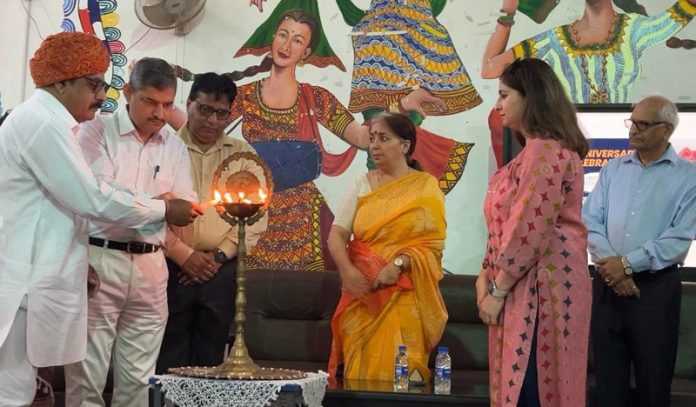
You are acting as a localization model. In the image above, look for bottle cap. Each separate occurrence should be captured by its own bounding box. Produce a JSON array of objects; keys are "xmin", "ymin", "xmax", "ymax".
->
[
  {"xmin": 399, "ymin": 345, "xmax": 407, "ymax": 352},
  {"xmin": 438, "ymin": 346, "xmax": 448, "ymax": 353}
]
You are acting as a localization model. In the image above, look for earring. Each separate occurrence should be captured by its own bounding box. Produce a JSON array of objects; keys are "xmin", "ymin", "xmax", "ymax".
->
[{"xmin": 298, "ymin": 58, "xmax": 306, "ymax": 67}]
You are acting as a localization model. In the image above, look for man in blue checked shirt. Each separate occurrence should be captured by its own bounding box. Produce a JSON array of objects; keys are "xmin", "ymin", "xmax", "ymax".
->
[{"xmin": 583, "ymin": 94, "xmax": 696, "ymax": 407}]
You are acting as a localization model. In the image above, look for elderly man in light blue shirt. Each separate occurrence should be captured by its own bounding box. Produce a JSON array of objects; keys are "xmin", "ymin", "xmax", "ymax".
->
[{"xmin": 583, "ymin": 94, "xmax": 696, "ymax": 407}]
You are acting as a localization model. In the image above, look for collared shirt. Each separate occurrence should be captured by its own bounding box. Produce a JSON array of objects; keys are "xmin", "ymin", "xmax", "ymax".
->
[
  {"xmin": 583, "ymin": 145, "xmax": 696, "ymax": 272},
  {"xmin": 164, "ymin": 125, "xmax": 267, "ymax": 266},
  {"xmin": 0, "ymin": 90, "xmax": 165, "ymax": 365},
  {"xmin": 78, "ymin": 106, "xmax": 196, "ymax": 245}
]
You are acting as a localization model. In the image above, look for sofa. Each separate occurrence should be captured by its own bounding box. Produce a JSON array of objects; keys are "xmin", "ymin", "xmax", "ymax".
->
[
  {"xmin": 243, "ymin": 269, "xmax": 489, "ymax": 378},
  {"xmin": 47, "ymin": 269, "xmax": 696, "ymax": 406},
  {"xmin": 243, "ymin": 270, "xmax": 696, "ymax": 406}
]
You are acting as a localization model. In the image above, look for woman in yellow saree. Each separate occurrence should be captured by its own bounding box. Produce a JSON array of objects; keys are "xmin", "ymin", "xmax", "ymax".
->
[{"xmin": 327, "ymin": 112, "xmax": 448, "ymax": 383}]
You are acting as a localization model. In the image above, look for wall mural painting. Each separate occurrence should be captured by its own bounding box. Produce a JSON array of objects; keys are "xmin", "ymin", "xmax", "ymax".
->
[
  {"xmin": 339, "ymin": 0, "xmax": 478, "ymax": 194},
  {"xmin": 54, "ymin": 0, "xmax": 695, "ymax": 273},
  {"xmin": 222, "ymin": 5, "xmax": 366, "ymax": 273},
  {"xmin": 234, "ymin": 0, "xmax": 479, "ymax": 194},
  {"xmin": 484, "ymin": 0, "xmax": 696, "ymax": 167},
  {"xmin": 516, "ymin": 0, "xmax": 650, "ymax": 24},
  {"xmin": 236, "ymin": 0, "xmax": 347, "ymax": 71},
  {"xmin": 62, "ymin": 0, "xmax": 127, "ymax": 113},
  {"xmin": 486, "ymin": 0, "xmax": 696, "ymax": 103},
  {"xmin": 205, "ymin": 0, "xmax": 480, "ymax": 272}
]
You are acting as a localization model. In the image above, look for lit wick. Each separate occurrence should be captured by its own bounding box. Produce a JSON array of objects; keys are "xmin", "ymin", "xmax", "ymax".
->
[{"xmin": 200, "ymin": 190, "xmax": 222, "ymax": 209}]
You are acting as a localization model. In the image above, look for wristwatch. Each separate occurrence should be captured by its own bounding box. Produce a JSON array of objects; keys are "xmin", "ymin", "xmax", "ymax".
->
[
  {"xmin": 488, "ymin": 280, "xmax": 509, "ymax": 298},
  {"xmin": 213, "ymin": 249, "xmax": 228, "ymax": 264},
  {"xmin": 393, "ymin": 256, "xmax": 404, "ymax": 269},
  {"xmin": 621, "ymin": 256, "xmax": 634, "ymax": 276}
]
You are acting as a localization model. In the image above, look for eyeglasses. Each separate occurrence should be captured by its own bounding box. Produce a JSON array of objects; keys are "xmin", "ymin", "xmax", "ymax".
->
[
  {"xmin": 624, "ymin": 119, "xmax": 668, "ymax": 132},
  {"xmin": 195, "ymin": 100, "xmax": 231, "ymax": 120},
  {"xmin": 82, "ymin": 76, "xmax": 110, "ymax": 93}
]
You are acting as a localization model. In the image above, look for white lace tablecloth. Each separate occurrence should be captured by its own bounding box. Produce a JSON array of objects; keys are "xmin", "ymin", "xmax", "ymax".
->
[{"xmin": 154, "ymin": 371, "xmax": 328, "ymax": 407}]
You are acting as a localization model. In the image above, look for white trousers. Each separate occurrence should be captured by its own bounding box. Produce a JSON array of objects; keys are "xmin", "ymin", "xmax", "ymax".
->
[
  {"xmin": 0, "ymin": 297, "xmax": 37, "ymax": 407},
  {"xmin": 64, "ymin": 246, "xmax": 168, "ymax": 407}
]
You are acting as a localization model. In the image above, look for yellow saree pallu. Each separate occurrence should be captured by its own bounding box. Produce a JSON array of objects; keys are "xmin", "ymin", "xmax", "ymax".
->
[{"xmin": 328, "ymin": 172, "xmax": 448, "ymax": 382}]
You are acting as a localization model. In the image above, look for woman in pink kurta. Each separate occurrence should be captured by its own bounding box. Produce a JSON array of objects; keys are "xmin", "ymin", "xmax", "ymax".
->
[{"xmin": 477, "ymin": 58, "xmax": 591, "ymax": 407}]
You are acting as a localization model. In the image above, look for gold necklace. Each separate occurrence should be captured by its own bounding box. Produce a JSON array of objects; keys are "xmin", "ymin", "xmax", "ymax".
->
[{"xmin": 570, "ymin": 12, "xmax": 617, "ymax": 104}]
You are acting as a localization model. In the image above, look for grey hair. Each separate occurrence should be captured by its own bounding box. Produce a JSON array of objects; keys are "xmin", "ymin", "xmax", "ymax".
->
[
  {"xmin": 129, "ymin": 57, "xmax": 177, "ymax": 92},
  {"xmin": 634, "ymin": 94, "xmax": 679, "ymax": 128}
]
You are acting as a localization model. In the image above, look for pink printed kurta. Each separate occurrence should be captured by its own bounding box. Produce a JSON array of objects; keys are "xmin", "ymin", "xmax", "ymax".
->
[{"xmin": 482, "ymin": 138, "xmax": 591, "ymax": 406}]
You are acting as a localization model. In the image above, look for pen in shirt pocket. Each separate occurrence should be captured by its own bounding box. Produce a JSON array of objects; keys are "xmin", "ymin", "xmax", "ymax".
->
[{"xmin": 153, "ymin": 165, "xmax": 160, "ymax": 179}]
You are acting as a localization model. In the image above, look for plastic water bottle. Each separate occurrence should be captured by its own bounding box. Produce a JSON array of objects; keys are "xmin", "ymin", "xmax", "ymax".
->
[
  {"xmin": 393, "ymin": 345, "xmax": 409, "ymax": 391},
  {"xmin": 434, "ymin": 346, "xmax": 452, "ymax": 394}
]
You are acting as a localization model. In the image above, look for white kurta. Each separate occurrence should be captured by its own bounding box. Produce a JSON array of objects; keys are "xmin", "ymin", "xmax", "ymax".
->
[{"xmin": 0, "ymin": 90, "xmax": 166, "ymax": 367}]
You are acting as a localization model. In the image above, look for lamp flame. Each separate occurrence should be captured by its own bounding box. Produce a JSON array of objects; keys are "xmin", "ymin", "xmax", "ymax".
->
[
  {"xmin": 200, "ymin": 190, "xmax": 223, "ymax": 209},
  {"xmin": 211, "ymin": 187, "xmax": 268, "ymax": 205}
]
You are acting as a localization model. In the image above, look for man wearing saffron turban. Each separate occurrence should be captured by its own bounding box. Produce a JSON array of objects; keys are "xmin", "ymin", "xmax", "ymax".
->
[{"xmin": 0, "ymin": 32, "xmax": 199, "ymax": 406}]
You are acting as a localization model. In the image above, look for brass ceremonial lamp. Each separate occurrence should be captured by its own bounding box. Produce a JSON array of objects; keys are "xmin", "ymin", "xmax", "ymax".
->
[
  {"xmin": 169, "ymin": 152, "xmax": 305, "ymax": 380},
  {"xmin": 215, "ymin": 189, "xmax": 264, "ymax": 377}
]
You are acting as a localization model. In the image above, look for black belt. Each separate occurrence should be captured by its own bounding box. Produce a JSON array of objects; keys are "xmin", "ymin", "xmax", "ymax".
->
[{"xmin": 89, "ymin": 237, "xmax": 160, "ymax": 254}]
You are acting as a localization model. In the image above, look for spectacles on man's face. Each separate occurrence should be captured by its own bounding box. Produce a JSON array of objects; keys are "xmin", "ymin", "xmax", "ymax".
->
[
  {"xmin": 195, "ymin": 100, "xmax": 231, "ymax": 121},
  {"xmin": 624, "ymin": 118, "xmax": 668, "ymax": 132},
  {"xmin": 82, "ymin": 76, "xmax": 110, "ymax": 93}
]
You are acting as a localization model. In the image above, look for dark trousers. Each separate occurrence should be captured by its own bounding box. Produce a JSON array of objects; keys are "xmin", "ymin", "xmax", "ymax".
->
[
  {"xmin": 156, "ymin": 258, "xmax": 237, "ymax": 374},
  {"xmin": 591, "ymin": 267, "xmax": 681, "ymax": 407},
  {"xmin": 518, "ymin": 312, "xmax": 540, "ymax": 407}
]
